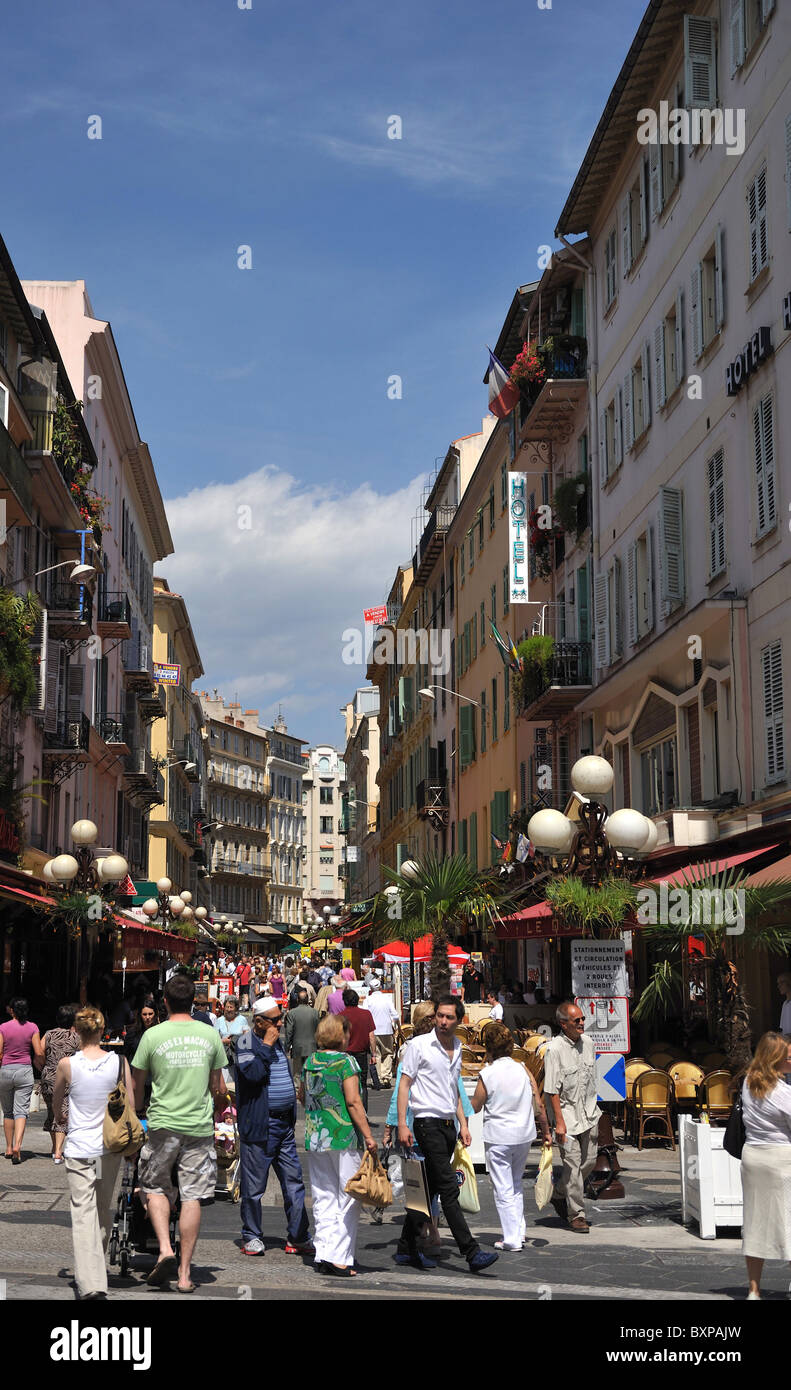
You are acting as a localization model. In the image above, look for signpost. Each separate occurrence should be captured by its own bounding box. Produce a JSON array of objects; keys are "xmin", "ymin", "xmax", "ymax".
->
[
  {"xmin": 596, "ymin": 1053, "xmax": 627, "ymax": 1103},
  {"xmin": 571, "ymin": 940, "xmax": 627, "ymax": 998},
  {"xmin": 576, "ymin": 995, "xmax": 630, "ymax": 1054}
]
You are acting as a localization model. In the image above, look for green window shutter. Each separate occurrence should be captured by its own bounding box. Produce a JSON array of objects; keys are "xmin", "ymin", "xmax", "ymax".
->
[
  {"xmin": 490, "ymin": 799, "xmax": 498, "ymax": 864},
  {"xmin": 460, "ymin": 704, "xmax": 473, "ymax": 768},
  {"xmin": 459, "ymin": 819, "xmax": 468, "ymax": 858},
  {"xmin": 469, "ymin": 811, "xmax": 478, "ymax": 870},
  {"xmin": 399, "ymin": 675, "xmax": 413, "ymax": 725}
]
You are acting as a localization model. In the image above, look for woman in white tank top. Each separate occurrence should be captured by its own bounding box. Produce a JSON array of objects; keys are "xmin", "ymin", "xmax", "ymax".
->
[{"xmin": 52, "ymin": 1007, "xmax": 135, "ymax": 1300}]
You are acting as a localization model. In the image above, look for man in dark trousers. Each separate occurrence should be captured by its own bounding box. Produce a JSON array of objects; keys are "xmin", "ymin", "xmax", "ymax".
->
[
  {"xmin": 282, "ymin": 988, "xmax": 319, "ymax": 1082},
  {"xmin": 235, "ymin": 996, "xmax": 313, "ymax": 1257},
  {"xmin": 340, "ymin": 987, "xmax": 377, "ymax": 1111}
]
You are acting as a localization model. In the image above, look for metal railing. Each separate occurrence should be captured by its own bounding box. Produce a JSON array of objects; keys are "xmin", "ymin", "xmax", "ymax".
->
[
  {"xmin": 416, "ymin": 777, "xmax": 448, "ymax": 813},
  {"xmin": 51, "ymin": 582, "xmax": 93, "ymax": 625},
  {"xmin": 0, "ymin": 419, "xmax": 33, "ymax": 518},
  {"xmin": 43, "ymin": 713, "xmax": 90, "ymax": 752},
  {"xmin": 95, "ymin": 712, "xmax": 128, "ymax": 745},
  {"xmin": 97, "ymin": 592, "xmax": 131, "ymax": 627},
  {"xmin": 521, "ymin": 641, "xmax": 592, "ymax": 705}
]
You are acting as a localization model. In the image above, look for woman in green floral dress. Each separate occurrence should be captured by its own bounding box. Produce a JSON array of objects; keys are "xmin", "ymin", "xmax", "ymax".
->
[{"xmin": 302, "ymin": 1013, "xmax": 377, "ymax": 1277}]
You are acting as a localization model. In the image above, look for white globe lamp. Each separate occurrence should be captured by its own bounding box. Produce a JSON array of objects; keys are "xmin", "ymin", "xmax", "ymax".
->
[
  {"xmin": 42, "ymin": 860, "xmax": 57, "ymax": 884},
  {"xmin": 635, "ymin": 818, "xmax": 659, "ymax": 857},
  {"xmin": 400, "ymin": 859, "xmax": 420, "ymax": 881},
  {"xmin": 51, "ymin": 854, "xmax": 79, "ymax": 883},
  {"xmin": 142, "ymin": 899, "xmax": 159, "ymax": 918},
  {"xmin": 156, "ymin": 877, "xmax": 172, "ymax": 895},
  {"xmin": 570, "ymin": 757, "xmax": 614, "ymax": 798},
  {"xmin": 605, "ymin": 808, "xmax": 652, "ymax": 855},
  {"xmin": 527, "ymin": 809, "xmax": 575, "ymax": 856},
  {"xmin": 181, "ymin": 890, "xmax": 192, "ymax": 904},
  {"xmin": 71, "ymin": 819, "xmax": 98, "ymax": 847},
  {"xmin": 169, "ymin": 896, "xmax": 185, "ymax": 917},
  {"xmin": 101, "ymin": 854, "xmax": 129, "ymax": 884}
]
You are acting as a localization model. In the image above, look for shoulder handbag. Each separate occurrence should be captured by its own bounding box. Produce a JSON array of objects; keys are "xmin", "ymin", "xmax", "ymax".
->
[
  {"xmin": 723, "ymin": 1089, "xmax": 746, "ymax": 1160},
  {"xmin": 103, "ymin": 1055, "xmax": 145, "ymax": 1158},
  {"xmin": 451, "ymin": 1140, "xmax": 480, "ymax": 1214},
  {"xmin": 344, "ymin": 1150, "xmax": 393, "ymax": 1208}
]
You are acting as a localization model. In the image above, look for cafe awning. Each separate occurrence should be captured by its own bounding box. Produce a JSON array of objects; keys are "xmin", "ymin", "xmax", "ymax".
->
[{"xmin": 652, "ymin": 844, "xmax": 781, "ymax": 886}]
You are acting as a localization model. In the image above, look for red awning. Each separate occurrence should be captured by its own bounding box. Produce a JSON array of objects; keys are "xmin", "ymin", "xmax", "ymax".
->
[
  {"xmin": 0, "ymin": 881, "xmax": 56, "ymax": 907},
  {"xmin": 744, "ymin": 852, "xmax": 791, "ymax": 886},
  {"xmin": 342, "ymin": 921, "xmax": 372, "ymax": 942},
  {"xmin": 652, "ymin": 844, "xmax": 780, "ymax": 886}
]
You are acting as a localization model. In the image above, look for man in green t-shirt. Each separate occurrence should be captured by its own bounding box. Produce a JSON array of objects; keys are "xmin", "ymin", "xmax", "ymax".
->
[{"xmin": 132, "ymin": 973, "xmax": 227, "ymax": 1293}]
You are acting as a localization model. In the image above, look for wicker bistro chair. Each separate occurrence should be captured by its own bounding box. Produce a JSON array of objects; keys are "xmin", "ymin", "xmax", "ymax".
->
[
  {"xmin": 521, "ymin": 1034, "xmax": 547, "ymax": 1054},
  {"xmin": 632, "ymin": 1069, "xmax": 676, "ymax": 1150},
  {"xmin": 521, "ymin": 1053, "xmax": 545, "ymax": 1096},
  {"xmin": 461, "ymin": 1045, "xmax": 482, "ymax": 1064},
  {"xmin": 645, "ymin": 1050, "xmax": 676, "ymax": 1070},
  {"xmin": 623, "ymin": 1060, "xmax": 652, "ymax": 1141},
  {"xmin": 667, "ymin": 1061, "xmax": 705, "ymax": 1114},
  {"xmin": 700, "ymin": 1070, "xmax": 734, "ymax": 1122},
  {"xmin": 701, "ymin": 1053, "xmax": 727, "ymax": 1074}
]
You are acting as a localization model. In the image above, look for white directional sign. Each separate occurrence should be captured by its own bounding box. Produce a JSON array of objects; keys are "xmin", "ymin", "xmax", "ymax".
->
[
  {"xmin": 596, "ymin": 1053, "xmax": 627, "ymax": 1102},
  {"xmin": 575, "ymin": 995, "xmax": 630, "ymax": 1054},
  {"xmin": 571, "ymin": 940, "xmax": 627, "ymax": 999}
]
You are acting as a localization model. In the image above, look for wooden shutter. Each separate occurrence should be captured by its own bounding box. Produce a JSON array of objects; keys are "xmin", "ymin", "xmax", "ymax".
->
[
  {"xmin": 44, "ymin": 637, "xmax": 61, "ymax": 733},
  {"xmin": 599, "ymin": 408, "xmax": 609, "ymax": 480},
  {"xmin": 659, "ymin": 487, "xmax": 685, "ymax": 608},
  {"xmin": 594, "ymin": 572, "xmax": 610, "ymax": 669},
  {"xmin": 641, "ymin": 340, "xmax": 651, "ymax": 429},
  {"xmin": 730, "ymin": 0, "xmax": 745, "ymax": 73},
  {"xmin": 654, "ymin": 322, "xmax": 667, "ymax": 409},
  {"xmin": 460, "ymin": 704, "xmax": 473, "ymax": 768},
  {"xmin": 640, "ymin": 158, "xmax": 649, "ymax": 244},
  {"xmin": 707, "ymin": 450, "xmax": 726, "ymax": 577},
  {"xmin": 27, "ymin": 607, "xmax": 48, "ymax": 713},
  {"xmin": 614, "ymin": 389, "xmax": 623, "ymax": 467},
  {"xmin": 649, "ymin": 141, "xmax": 663, "ymax": 220},
  {"xmin": 66, "ymin": 660, "xmax": 85, "ymax": 715},
  {"xmin": 622, "ymin": 373, "xmax": 633, "ymax": 452},
  {"xmin": 621, "ymin": 193, "xmax": 632, "ymax": 275},
  {"xmin": 611, "ymin": 558, "xmax": 623, "ymax": 658},
  {"xmin": 754, "ymin": 394, "xmax": 776, "ymax": 535},
  {"xmin": 690, "ymin": 263, "xmax": 703, "ymax": 360},
  {"xmin": 675, "ymin": 287, "xmax": 685, "ymax": 386},
  {"xmin": 685, "ymin": 14, "xmax": 717, "ymax": 108},
  {"xmin": 747, "ymin": 168, "xmax": 768, "ymax": 281},
  {"xmin": 762, "ymin": 641, "xmax": 785, "ymax": 780},
  {"xmin": 644, "ymin": 527, "xmax": 655, "ymax": 633},
  {"xmin": 714, "ymin": 225, "xmax": 725, "ymax": 331},
  {"xmin": 626, "ymin": 545, "xmax": 638, "ymax": 646}
]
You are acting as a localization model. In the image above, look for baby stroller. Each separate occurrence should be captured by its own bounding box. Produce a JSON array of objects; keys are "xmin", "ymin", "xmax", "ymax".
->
[
  {"xmin": 215, "ymin": 1098, "xmax": 241, "ymax": 1202},
  {"xmin": 108, "ymin": 1133, "xmax": 181, "ymax": 1278}
]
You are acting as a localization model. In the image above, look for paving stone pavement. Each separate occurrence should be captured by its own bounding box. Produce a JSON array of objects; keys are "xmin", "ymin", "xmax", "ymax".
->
[{"xmin": 0, "ymin": 1093, "xmax": 785, "ymax": 1302}]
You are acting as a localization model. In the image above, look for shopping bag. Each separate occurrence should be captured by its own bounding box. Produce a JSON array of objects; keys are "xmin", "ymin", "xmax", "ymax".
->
[
  {"xmin": 452, "ymin": 1140, "xmax": 480, "ymax": 1214},
  {"xmin": 383, "ymin": 1148, "xmax": 405, "ymax": 1202},
  {"xmin": 401, "ymin": 1150, "xmax": 431, "ymax": 1216},
  {"xmin": 344, "ymin": 1150, "xmax": 393, "ymax": 1208},
  {"xmin": 103, "ymin": 1056, "xmax": 144, "ymax": 1158},
  {"xmin": 534, "ymin": 1142, "xmax": 554, "ymax": 1210},
  {"xmin": 29, "ymin": 1083, "xmax": 42, "ymax": 1116}
]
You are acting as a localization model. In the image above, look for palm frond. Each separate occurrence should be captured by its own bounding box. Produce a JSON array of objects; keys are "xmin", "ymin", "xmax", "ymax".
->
[
  {"xmin": 638, "ymin": 866, "xmax": 791, "ymax": 952},
  {"xmin": 631, "ymin": 959, "xmax": 683, "ymax": 1024},
  {"xmin": 545, "ymin": 874, "xmax": 638, "ymax": 935}
]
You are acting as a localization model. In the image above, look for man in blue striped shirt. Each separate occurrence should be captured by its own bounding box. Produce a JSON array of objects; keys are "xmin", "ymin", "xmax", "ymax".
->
[{"xmin": 235, "ymin": 996, "xmax": 313, "ymax": 1257}]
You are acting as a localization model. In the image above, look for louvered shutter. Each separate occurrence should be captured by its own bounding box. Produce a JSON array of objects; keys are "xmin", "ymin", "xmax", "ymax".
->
[
  {"xmin": 644, "ymin": 527, "xmax": 655, "ymax": 633},
  {"xmin": 685, "ymin": 14, "xmax": 717, "ymax": 108},
  {"xmin": 714, "ymin": 225, "xmax": 725, "ymax": 331},
  {"xmin": 675, "ymin": 288, "xmax": 685, "ymax": 386},
  {"xmin": 66, "ymin": 661, "xmax": 85, "ymax": 714},
  {"xmin": 641, "ymin": 340, "xmax": 651, "ymax": 429},
  {"xmin": 460, "ymin": 704, "xmax": 472, "ymax": 768},
  {"xmin": 469, "ymin": 811, "xmax": 478, "ymax": 871},
  {"xmin": 762, "ymin": 641, "xmax": 785, "ymax": 780},
  {"xmin": 621, "ymin": 193, "xmax": 632, "ymax": 276},
  {"xmin": 613, "ymin": 390, "xmax": 623, "ymax": 468},
  {"xmin": 640, "ymin": 158, "xmax": 649, "ymax": 244},
  {"xmin": 649, "ymin": 141, "xmax": 663, "ymax": 219},
  {"xmin": 612, "ymin": 558, "xmax": 623, "ymax": 658},
  {"xmin": 690, "ymin": 264, "xmax": 703, "ymax": 360},
  {"xmin": 626, "ymin": 545, "xmax": 638, "ymax": 646},
  {"xmin": 622, "ymin": 374, "xmax": 633, "ymax": 452},
  {"xmin": 27, "ymin": 607, "xmax": 48, "ymax": 713},
  {"xmin": 730, "ymin": 0, "xmax": 745, "ymax": 73},
  {"xmin": 707, "ymin": 450, "xmax": 726, "ymax": 577},
  {"xmin": 594, "ymin": 572, "xmax": 610, "ymax": 669},
  {"xmin": 599, "ymin": 409, "xmax": 608, "ymax": 480},
  {"xmin": 659, "ymin": 487, "xmax": 685, "ymax": 608},
  {"xmin": 44, "ymin": 637, "xmax": 60, "ymax": 734},
  {"xmin": 654, "ymin": 322, "xmax": 667, "ymax": 409},
  {"xmin": 753, "ymin": 394, "xmax": 776, "ymax": 534}
]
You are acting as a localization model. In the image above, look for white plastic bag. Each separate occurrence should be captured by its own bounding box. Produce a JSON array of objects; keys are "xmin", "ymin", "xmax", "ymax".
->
[{"xmin": 387, "ymin": 1152, "xmax": 404, "ymax": 1202}]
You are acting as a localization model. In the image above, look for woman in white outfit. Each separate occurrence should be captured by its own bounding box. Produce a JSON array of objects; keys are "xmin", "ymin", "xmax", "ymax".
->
[
  {"xmin": 741, "ymin": 1030, "xmax": 791, "ymax": 1299},
  {"xmin": 52, "ymin": 1007, "xmax": 135, "ymax": 1301},
  {"xmin": 471, "ymin": 1022, "xmax": 552, "ymax": 1251}
]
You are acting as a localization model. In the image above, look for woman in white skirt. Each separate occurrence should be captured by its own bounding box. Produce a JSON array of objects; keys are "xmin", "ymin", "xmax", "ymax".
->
[
  {"xmin": 470, "ymin": 1023, "xmax": 553, "ymax": 1251},
  {"xmin": 741, "ymin": 1031, "xmax": 791, "ymax": 1299}
]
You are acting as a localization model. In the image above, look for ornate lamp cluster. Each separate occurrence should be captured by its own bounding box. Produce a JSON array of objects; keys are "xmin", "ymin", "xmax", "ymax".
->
[
  {"xmin": 527, "ymin": 756, "xmax": 658, "ymax": 885},
  {"xmin": 42, "ymin": 819, "xmax": 129, "ymax": 899},
  {"xmin": 141, "ymin": 877, "xmax": 207, "ymax": 932}
]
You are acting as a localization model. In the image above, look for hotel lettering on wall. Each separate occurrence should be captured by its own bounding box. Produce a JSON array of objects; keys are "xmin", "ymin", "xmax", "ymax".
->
[
  {"xmin": 508, "ymin": 471, "xmax": 528, "ymax": 605},
  {"xmin": 725, "ymin": 326, "xmax": 772, "ymax": 395}
]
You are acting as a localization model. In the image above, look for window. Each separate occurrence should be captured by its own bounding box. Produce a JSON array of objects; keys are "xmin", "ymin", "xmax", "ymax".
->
[
  {"xmin": 621, "ymin": 159, "xmax": 649, "ymax": 274},
  {"xmin": 731, "ymin": 0, "xmax": 775, "ymax": 72},
  {"xmin": 641, "ymin": 734, "xmax": 678, "ymax": 814},
  {"xmin": 502, "ymin": 565, "xmax": 509, "ymax": 616},
  {"xmin": 684, "ymin": 14, "xmax": 717, "ymax": 109},
  {"xmin": 500, "ymin": 460, "xmax": 507, "ymax": 510},
  {"xmin": 480, "ymin": 690, "xmax": 487, "ymax": 753},
  {"xmin": 761, "ymin": 640, "xmax": 784, "ymax": 781},
  {"xmin": 319, "ymin": 875, "xmax": 334, "ymax": 893},
  {"xmin": 707, "ymin": 450, "xmax": 726, "ymax": 577},
  {"xmin": 654, "ymin": 291, "xmax": 684, "ymax": 407},
  {"xmin": 650, "ymin": 81, "xmax": 684, "ymax": 216},
  {"xmin": 469, "ymin": 811, "xmax": 478, "ymax": 871},
  {"xmin": 504, "ymin": 665, "xmax": 511, "ymax": 732},
  {"xmin": 690, "ymin": 228, "xmax": 725, "ymax": 359},
  {"xmin": 753, "ymin": 394, "xmax": 776, "ymax": 536},
  {"xmin": 490, "ymin": 583, "xmax": 497, "ymax": 627},
  {"xmin": 600, "ymin": 389, "xmax": 622, "ymax": 480},
  {"xmin": 459, "ymin": 704, "xmax": 476, "ymax": 768},
  {"xmin": 624, "ymin": 341, "xmax": 651, "ymax": 446},
  {"xmin": 0, "ymin": 381, "xmax": 7, "ymax": 431},
  {"xmin": 626, "ymin": 530, "xmax": 655, "ymax": 645},
  {"xmin": 488, "ymin": 484, "xmax": 495, "ymax": 531},
  {"xmin": 460, "ymin": 542, "xmax": 465, "ymax": 583},
  {"xmin": 319, "ymin": 786, "xmax": 333, "ymax": 804},
  {"xmin": 747, "ymin": 166, "xmax": 768, "ymax": 282},
  {"xmin": 491, "ymin": 676, "xmax": 498, "ymax": 742},
  {"xmin": 594, "ymin": 559, "xmax": 623, "ymax": 667},
  {"xmin": 319, "ymin": 816, "xmax": 333, "ymax": 833},
  {"xmin": 468, "ymin": 530, "xmax": 474, "ymax": 570},
  {"xmin": 480, "ymin": 602, "xmax": 486, "ymax": 647},
  {"xmin": 659, "ymin": 486, "xmax": 686, "ymax": 612},
  {"xmin": 604, "ymin": 227, "xmax": 617, "ymax": 308},
  {"xmin": 478, "ymin": 510, "xmax": 484, "ymax": 553}
]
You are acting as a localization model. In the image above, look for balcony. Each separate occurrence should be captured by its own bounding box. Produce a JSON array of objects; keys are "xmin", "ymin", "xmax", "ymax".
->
[
  {"xmin": 211, "ymin": 856, "xmax": 271, "ymax": 879},
  {"xmin": 97, "ymin": 592, "xmax": 132, "ymax": 640},
  {"xmin": 173, "ymin": 740, "xmax": 200, "ymax": 781},
  {"xmin": 138, "ymin": 686, "xmax": 166, "ymax": 722},
  {"xmin": 23, "ymin": 409, "xmax": 85, "ymax": 531},
  {"xmin": 95, "ymin": 712, "xmax": 131, "ymax": 756},
  {"xmin": 43, "ymin": 713, "xmax": 91, "ymax": 755},
  {"xmin": 123, "ymin": 747, "xmax": 165, "ymax": 807},
  {"xmin": 0, "ymin": 419, "xmax": 33, "ymax": 526},
  {"xmin": 173, "ymin": 810, "xmax": 200, "ymax": 845},
  {"xmin": 413, "ymin": 505, "xmax": 457, "ymax": 586},
  {"xmin": 519, "ymin": 338, "xmax": 587, "ymax": 443},
  {"xmin": 417, "ymin": 777, "xmax": 449, "ymax": 827},
  {"xmin": 49, "ymin": 582, "xmax": 93, "ymax": 639},
  {"xmin": 520, "ymin": 640, "xmax": 593, "ymax": 720}
]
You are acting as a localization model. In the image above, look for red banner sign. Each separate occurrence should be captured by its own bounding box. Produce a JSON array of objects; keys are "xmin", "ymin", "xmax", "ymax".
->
[{"xmin": 364, "ymin": 606, "xmax": 388, "ymax": 625}]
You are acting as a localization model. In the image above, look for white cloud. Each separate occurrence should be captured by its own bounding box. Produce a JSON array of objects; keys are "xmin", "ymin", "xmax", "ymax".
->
[{"xmin": 159, "ymin": 463, "xmax": 423, "ymax": 740}]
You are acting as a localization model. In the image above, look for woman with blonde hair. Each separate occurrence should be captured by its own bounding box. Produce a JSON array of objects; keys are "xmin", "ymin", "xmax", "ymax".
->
[
  {"xmin": 741, "ymin": 1031, "xmax": 791, "ymax": 1299},
  {"xmin": 301, "ymin": 1012, "xmax": 377, "ymax": 1277},
  {"xmin": 52, "ymin": 1007, "xmax": 135, "ymax": 1301}
]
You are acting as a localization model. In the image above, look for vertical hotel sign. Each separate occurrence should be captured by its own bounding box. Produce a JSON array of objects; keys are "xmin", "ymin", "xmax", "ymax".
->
[{"xmin": 508, "ymin": 472, "xmax": 528, "ymax": 604}]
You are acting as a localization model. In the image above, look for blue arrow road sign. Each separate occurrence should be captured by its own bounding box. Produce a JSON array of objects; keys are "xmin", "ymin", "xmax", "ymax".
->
[{"xmin": 596, "ymin": 1053, "xmax": 626, "ymax": 1102}]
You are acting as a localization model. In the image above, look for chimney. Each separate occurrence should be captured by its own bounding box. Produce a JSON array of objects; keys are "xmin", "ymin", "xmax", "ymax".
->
[
  {"xmin": 236, "ymin": 720, "xmax": 244, "ymax": 728},
  {"xmin": 225, "ymin": 715, "xmax": 234, "ymax": 724},
  {"xmin": 245, "ymin": 709, "xmax": 258, "ymax": 717}
]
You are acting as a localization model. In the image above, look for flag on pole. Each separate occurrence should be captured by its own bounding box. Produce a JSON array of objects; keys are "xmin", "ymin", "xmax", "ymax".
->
[
  {"xmin": 487, "ymin": 348, "xmax": 520, "ymax": 419},
  {"xmin": 491, "ymin": 833, "xmax": 504, "ymax": 852},
  {"xmin": 501, "ymin": 840, "xmax": 514, "ymax": 863},
  {"xmin": 516, "ymin": 834, "xmax": 530, "ymax": 863},
  {"xmin": 490, "ymin": 621, "xmax": 522, "ymax": 674}
]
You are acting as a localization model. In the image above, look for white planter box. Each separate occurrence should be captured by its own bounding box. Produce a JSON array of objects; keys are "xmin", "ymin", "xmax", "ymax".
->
[{"xmin": 679, "ymin": 1114, "xmax": 743, "ymax": 1238}]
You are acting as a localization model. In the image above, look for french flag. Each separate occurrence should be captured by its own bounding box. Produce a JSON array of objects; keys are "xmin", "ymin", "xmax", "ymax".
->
[{"xmin": 487, "ymin": 348, "xmax": 520, "ymax": 419}]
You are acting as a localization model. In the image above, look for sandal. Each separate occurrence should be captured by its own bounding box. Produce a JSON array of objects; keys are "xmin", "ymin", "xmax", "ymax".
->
[
  {"xmin": 176, "ymin": 1282, "xmax": 197, "ymax": 1293},
  {"xmin": 319, "ymin": 1264, "xmax": 357, "ymax": 1277},
  {"xmin": 146, "ymin": 1255, "xmax": 178, "ymax": 1286}
]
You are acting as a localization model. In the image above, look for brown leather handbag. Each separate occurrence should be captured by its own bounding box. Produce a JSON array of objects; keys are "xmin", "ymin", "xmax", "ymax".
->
[{"xmin": 344, "ymin": 1150, "xmax": 393, "ymax": 1208}]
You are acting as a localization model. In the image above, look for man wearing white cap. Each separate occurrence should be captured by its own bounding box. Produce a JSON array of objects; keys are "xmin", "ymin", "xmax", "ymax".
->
[
  {"xmin": 235, "ymin": 996, "xmax": 313, "ymax": 1257},
  {"xmin": 365, "ymin": 981, "xmax": 399, "ymax": 1087}
]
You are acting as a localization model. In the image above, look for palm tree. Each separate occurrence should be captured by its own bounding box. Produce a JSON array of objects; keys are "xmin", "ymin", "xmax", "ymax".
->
[
  {"xmin": 633, "ymin": 864, "xmax": 791, "ymax": 1072},
  {"xmin": 371, "ymin": 853, "xmax": 520, "ymax": 999}
]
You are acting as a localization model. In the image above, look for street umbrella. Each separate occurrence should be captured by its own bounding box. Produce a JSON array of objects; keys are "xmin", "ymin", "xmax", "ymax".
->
[{"xmin": 373, "ymin": 934, "xmax": 470, "ymax": 964}]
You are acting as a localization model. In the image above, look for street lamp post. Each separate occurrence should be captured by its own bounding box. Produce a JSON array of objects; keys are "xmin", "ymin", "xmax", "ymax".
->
[
  {"xmin": 42, "ymin": 820, "xmax": 129, "ymax": 1005},
  {"xmin": 527, "ymin": 756, "xmax": 657, "ymax": 887}
]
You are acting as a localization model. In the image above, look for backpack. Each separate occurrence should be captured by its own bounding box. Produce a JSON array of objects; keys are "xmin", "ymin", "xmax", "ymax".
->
[{"xmin": 103, "ymin": 1055, "xmax": 145, "ymax": 1157}]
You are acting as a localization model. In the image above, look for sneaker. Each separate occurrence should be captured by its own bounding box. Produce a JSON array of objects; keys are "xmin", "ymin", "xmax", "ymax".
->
[
  {"xmin": 468, "ymin": 1251, "xmax": 499, "ymax": 1273},
  {"xmin": 394, "ymin": 1251, "xmax": 437, "ymax": 1270},
  {"xmin": 241, "ymin": 1238, "xmax": 265, "ymax": 1256},
  {"xmin": 494, "ymin": 1240, "xmax": 523, "ymax": 1251},
  {"xmin": 284, "ymin": 1240, "xmax": 315, "ymax": 1255}
]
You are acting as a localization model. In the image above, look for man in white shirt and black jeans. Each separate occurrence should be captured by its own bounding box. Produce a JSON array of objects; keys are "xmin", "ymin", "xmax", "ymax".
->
[{"xmin": 397, "ymin": 995, "xmax": 497, "ymax": 1274}]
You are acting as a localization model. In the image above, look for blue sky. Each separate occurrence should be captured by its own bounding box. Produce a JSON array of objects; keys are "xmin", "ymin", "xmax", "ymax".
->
[{"xmin": 3, "ymin": 0, "xmax": 647, "ymax": 743}]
